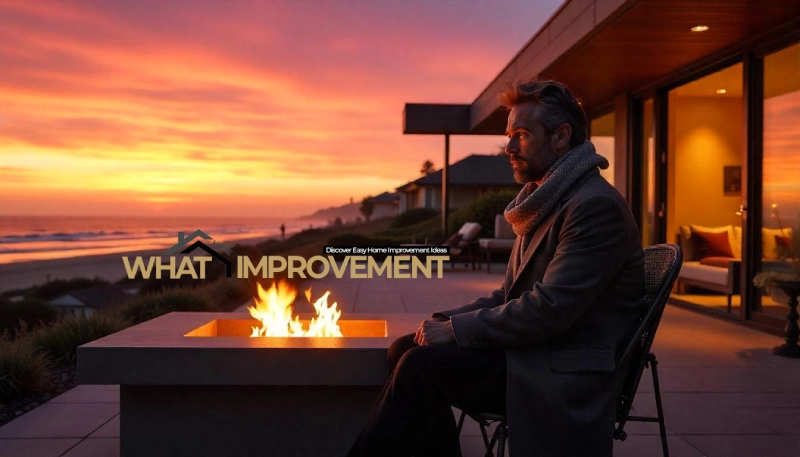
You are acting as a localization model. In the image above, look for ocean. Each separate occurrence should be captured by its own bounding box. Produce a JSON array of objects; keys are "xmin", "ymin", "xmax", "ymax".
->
[{"xmin": 0, "ymin": 215, "xmax": 322, "ymax": 264}]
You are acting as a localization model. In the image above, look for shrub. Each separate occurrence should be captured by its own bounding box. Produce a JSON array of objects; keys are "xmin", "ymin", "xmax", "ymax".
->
[
  {"xmin": 0, "ymin": 338, "xmax": 51, "ymax": 400},
  {"xmin": 325, "ymin": 232, "xmax": 404, "ymax": 247},
  {"xmin": 136, "ymin": 274, "xmax": 198, "ymax": 295},
  {"xmin": 0, "ymin": 297, "xmax": 59, "ymax": 338},
  {"xmin": 119, "ymin": 288, "xmax": 219, "ymax": 325},
  {"xmin": 447, "ymin": 190, "xmax": 519, "ymax": 238},
  {"xmin": 31, "ymin": 314, "xmax": 129, "ymax": 365},
  {"xmin": 199, "ymin": 279, "xmax": 252, "ymax": 312},
  {"xmin": 28, "ymin": 277, "xmax": 109, "ymax": 301},
  {"xmin": 377, "ymin": 215, "xmax": 442, "ymax": 242},
  {"xmin": 389, "ymin": 208, "xmax": 439, "ymax": 229}
]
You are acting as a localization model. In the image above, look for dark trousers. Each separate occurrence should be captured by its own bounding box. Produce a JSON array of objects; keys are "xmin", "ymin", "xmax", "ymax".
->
[{"xmin": 346, "ymin": 333, "xmax": 507, "ymax": 457}]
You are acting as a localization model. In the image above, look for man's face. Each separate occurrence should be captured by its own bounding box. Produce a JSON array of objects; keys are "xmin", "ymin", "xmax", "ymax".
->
[{"xmin": 504, "ymin": 103, "xmax": 561, "ymax": 184}]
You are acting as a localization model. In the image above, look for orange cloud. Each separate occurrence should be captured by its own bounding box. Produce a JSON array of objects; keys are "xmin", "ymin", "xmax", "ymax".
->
[{"xmin": 0, "ymin": 0, "xmax": 561, "ymax": 217}]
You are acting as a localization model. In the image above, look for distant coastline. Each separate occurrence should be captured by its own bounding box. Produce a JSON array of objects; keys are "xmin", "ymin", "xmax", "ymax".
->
[
  {"xmin": 0, "ymin": 215, "xmax": 323, "ymax": 265},
  {"xmin": 0, "ymin": 233, "xmax": 279, "ymax": 293}
]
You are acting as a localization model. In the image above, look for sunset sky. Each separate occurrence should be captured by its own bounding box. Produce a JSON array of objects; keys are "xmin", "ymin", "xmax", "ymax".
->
[{"xmin": 0, "ymin": 0, "xmax": 564, "ymax": 218}]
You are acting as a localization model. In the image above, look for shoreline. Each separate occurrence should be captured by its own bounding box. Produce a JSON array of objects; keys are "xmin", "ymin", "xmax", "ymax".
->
[{"xmin": 0, "ymin": 234, "xmax": 279, "ymax": 293}]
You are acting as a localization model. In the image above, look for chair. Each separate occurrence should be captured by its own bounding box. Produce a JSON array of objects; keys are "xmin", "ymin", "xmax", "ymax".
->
[
  {"xmin": 408, "ymin": 222, "xmax": 482, "ymax": 270},
  {"xmin": 456, "ymin": 244, "xmax": 684, "ymax": 457}
]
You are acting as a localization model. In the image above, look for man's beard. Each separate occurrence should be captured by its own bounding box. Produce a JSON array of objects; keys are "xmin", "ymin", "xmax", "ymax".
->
[{"xmin": 514, "ymin": 143, "xmax": 558, "ymax": 184}]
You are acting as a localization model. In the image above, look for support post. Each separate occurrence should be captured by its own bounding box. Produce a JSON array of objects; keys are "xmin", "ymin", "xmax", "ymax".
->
[{"xmin": 442, "ymin": 134, "xmax": 450, "ymax": 238}]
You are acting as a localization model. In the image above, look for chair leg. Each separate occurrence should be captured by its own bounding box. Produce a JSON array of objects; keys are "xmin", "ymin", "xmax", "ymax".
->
[
  {"xmin": 495, "ymin": 423, "xmax": 507, "ymax": 457},
  {"xmin": 649, "ymin": 353, "xmax": 670, "ymax": 457},
  {"xmin": 457, "ymin": 410, "xmax": 466, "ymax": 433},
  {"xmin": 478, "ymin": 421, "xmax": 492, "ymax": 454},
  {"xmin": 727, "ymin": 294, "xmax": 732, "ymax": 313}
]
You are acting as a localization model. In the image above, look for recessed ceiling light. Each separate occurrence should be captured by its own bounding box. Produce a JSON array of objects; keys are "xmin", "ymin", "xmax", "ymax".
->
[
  {"xmin": 691, "ymin": 25, "xmax": 709, "ymax": 32},
  {"xmin": 716, "ymin": 89, "xmax": 727, "ymax": 94}
]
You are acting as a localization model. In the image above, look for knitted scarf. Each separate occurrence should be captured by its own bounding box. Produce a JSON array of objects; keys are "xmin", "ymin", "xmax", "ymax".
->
[{"xmin": 504, "ymin": 141, "xmax": 609, "ymax": 243}]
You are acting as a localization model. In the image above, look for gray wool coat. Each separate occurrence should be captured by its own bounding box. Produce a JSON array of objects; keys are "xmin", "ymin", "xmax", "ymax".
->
[{"xmin": 434, "ymin": 169, "xmax": 645, "ymax": 457}]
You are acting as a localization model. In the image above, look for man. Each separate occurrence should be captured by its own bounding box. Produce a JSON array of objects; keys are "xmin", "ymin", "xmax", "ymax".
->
[{"xmin": 346, "ymin": 79, "xmax": 645, "ymax": 457}]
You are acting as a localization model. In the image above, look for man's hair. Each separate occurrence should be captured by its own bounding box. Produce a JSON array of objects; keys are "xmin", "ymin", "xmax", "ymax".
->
[{"xmin": 498, "ymin": 79, "xmax": 588, "ymax": 148}]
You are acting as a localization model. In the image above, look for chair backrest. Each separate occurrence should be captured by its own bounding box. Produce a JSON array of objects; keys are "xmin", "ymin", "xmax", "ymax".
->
[
  {"xmin": 494, "ymin": 215, "xmax": 515, "ymax": 240},
  {"xmin": 615, "ymin": 244, "xmax": 683, "ymax": 423},
  {"xmin": 456, "ymin": 223, "xmax": 482, "ymax": 248}
]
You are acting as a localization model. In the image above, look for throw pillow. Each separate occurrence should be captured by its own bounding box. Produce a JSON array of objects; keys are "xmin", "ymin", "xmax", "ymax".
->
[
  {"xmin": 682, "ymin": 225, "xmax": 736, "ymax": 261},
  {"xmin": 775, "ymin": 235, "xmax": 792, "ymax": 256},
  {"xmin": 691, "ymin": 228, "xmax": 734, "ymax": 259},
  {"xmin": 444, "ymin": 233, "xmax": 463, "ymax": 247},
  {"xmin": 699, "ymin": 257, "xmax": 733, "ymax": 268},
  {"xmin": 763, "ymin": 228, "xmax": 792, "ymax": 260}
]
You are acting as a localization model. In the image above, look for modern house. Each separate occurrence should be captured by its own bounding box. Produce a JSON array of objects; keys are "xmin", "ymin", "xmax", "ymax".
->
[
  {"xmin": 50, "ymin": 283, "xmax": 131, "ymax": 317},
  {"xmin": 364, "ymin": 192, "xmax": 401, "ymax": 219},
  {"xmin": 396, "ymin": 154, "xmax": 522, "ymax": 213},
  {"xmin": 403, "ymin": 0, "xmax": 800, "ymax": 332}
]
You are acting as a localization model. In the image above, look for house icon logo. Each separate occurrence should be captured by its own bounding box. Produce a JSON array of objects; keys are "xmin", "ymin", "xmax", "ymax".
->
[{"xmin": 163, "ymin": 230, "xmax": 235, "ymax": 277}]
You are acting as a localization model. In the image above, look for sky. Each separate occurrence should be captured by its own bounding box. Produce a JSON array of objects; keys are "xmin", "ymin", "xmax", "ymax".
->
[{"xmin": 0, "ymin": 0, "xmax": 564, "ymax": 219}]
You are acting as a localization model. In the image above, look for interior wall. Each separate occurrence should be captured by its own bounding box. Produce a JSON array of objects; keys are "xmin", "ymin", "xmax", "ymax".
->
[
  {"xmin": 590, "ymin": 112, "xmax": 616, "ymax": 186},
  {"xmin": 667, "ymin": 94, "xmax": 743, "ymax": 241}
]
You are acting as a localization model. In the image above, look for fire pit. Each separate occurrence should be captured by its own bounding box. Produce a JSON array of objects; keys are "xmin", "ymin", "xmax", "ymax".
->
[{"xmin": 78, "ymin": 285, "xmax": 425, "ymax": 457}]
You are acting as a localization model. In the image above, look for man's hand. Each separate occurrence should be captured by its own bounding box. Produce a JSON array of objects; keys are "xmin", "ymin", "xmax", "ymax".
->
[{"xmin": 414, "ymin": 319, "xmax": 456, "ymax": 346}]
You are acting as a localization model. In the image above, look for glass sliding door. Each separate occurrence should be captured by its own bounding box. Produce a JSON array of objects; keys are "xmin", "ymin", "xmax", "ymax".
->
[
  {"xmin": 590, "ymin": 112, "xmax": 615, "ymax": 186},
  {"xmin": 667, "ymin": 63, "xmax": 745, "ymax": 315},
  {"xmin": 640, "ymin": 98, "xmax": 656, "ymax": 247},
  {"xmin": 754, "ymin": 42, "xmax": 800, "ymax": 319}
]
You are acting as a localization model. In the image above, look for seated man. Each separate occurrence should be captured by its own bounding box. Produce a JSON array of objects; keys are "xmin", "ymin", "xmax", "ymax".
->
[{"xmin": 346, "ymin": 79, "xmax": 645, "ymax": 457}]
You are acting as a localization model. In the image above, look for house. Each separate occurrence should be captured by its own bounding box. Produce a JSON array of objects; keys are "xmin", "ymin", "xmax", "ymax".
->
[
  {"xmin": 50, "ymin": 283, "xmax": 131, "ymax": 317},
  {"xmin": 364, "ymin": 192, "xmax": 400, "ymax": 219},
  {"xmin": 396, "ymin": 154, "xmax": 521, "ymax": 213},
  {"xmin": 402, "ymin": 0, "xmax": 800, "ymax": 331}
]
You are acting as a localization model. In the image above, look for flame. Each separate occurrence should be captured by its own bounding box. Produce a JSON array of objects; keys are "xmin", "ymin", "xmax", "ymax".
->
[{"xmin": 248, "ymin": 281, "xmax": 342, "ymax": 337}]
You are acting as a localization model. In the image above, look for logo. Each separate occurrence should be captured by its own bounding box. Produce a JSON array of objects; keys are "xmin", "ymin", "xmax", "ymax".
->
[
  {"xmin": 123, "ymin": 230, "xmax": 235, "ymax": 279},
  {"xmin": 122, "ymin": 231, "xmax": 451, "ymax": 280}
]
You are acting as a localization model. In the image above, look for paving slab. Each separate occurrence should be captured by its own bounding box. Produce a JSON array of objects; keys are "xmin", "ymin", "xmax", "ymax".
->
[
  {"xmin": 0, "ymin": 438, "xmax": 80, "ymax": 457},
  {"xmin": 50, "ymin": 386, "xmax": 120, "ymax": 403},
  {"xmin": 89, "ymin": 415, "xmax": 119, "ymax": 438},
  {"xmin": 613, "ymin": 435, "xmax": 704, "ymax": 457},
  {"xmin": 61, "ymin": 438, "xmax": 120, "ymax": 457},
  {"xmin": 0, "ymin": 403, "xmax": 119, "ymax": 439},
  {"xmin": 683, "ymin": 434, "xmax": 800, "ymax": 457}
]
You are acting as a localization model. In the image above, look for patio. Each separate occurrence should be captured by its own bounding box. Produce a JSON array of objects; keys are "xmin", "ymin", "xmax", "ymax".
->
[{"xmin": 2, "ymin": 265, "xmax": 800, "ymax": 457}]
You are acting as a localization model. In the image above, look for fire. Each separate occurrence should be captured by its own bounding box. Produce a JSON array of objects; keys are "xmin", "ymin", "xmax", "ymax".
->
[{"xmin": 248, "ymin": 281, "xmax": 342, "ymax": 337}]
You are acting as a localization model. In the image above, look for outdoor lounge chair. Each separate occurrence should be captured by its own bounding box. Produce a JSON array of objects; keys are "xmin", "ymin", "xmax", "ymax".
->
[
  {"xmin": 441, "ymin": 222, "xmax": 482, "ymax": 270},
  {"xmin": 407, "ymin": 222, "xmax": 482, "ymax": 270},
  {"xmin": 456, "ymin": 243, "xmax": 684, "ymax": 457}
]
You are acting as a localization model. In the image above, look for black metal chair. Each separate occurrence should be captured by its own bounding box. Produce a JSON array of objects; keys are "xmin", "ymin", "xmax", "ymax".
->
[{"xmin": 456, "ymin": 244, "xmax": 684, "ymax": 457}]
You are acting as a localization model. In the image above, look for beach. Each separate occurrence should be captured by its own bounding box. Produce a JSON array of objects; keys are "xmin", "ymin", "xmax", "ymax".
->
[{"xmin": 0, "ymin": 235, "xmax": 277, "ymax": 293}]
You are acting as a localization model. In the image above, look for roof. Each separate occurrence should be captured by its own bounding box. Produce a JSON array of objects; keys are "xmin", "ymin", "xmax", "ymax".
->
[
  {"xmin": 54, "ymin": 284, "xmax": 130, "ymax": 310},
  {"xmin": 366, "ymin": 192, "xmax": 400, "ymax": 204},
  {"xmin": 396, "ymin": 154, "xmax": 519, "ymax": 191},
  {"xmin": 405, "ymin": 0, "xmax": 800, "ymax": 134}
]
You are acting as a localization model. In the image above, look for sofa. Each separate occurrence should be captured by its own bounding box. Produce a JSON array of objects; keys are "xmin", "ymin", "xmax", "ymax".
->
[
  {"xmin": 676, "ymin": 224, "xmax": 793, "ymax": 311},
  {"xmin": 478, "ymin": 215, "xmax": 516, "ymax": 273}
]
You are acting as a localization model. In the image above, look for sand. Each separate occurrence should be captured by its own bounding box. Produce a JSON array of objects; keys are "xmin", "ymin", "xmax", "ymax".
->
[{"xmin": 0, "ymin": 235, "xmax": 277, "ymax": 293}]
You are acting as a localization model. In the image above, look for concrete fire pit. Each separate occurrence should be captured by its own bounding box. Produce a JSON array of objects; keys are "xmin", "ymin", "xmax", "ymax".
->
[{"xmin": 78, "ymin": 311, "xmax": 425, "ymax": 457}]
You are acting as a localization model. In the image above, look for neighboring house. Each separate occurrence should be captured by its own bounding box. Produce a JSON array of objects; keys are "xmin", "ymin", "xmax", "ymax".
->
[
  {"xmin": 396, "ymin": 154, "xmax": 521, "ymax": 213},
  {"xmin": 365, "ymin": 192, "xmax": 400, "ymax": 219},
  {"xmin": 49, "ymin": 284, "xmax": 131, "ymax": 317}
]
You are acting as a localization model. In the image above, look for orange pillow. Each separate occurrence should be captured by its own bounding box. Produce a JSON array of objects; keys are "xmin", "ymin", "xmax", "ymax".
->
[
  {"xmin": 691, "ymin": 229, "xmax": 733, "ymax": 259},
  {"xmin": 776, "ymin": 235, "xmax": 792, "ymax": 252},
  {"xmin": 699, "ymin": 257, "xmax": 732, "ymax": 268}
]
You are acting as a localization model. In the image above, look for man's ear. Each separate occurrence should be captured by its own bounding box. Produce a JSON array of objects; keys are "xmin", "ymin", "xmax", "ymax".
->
[{"xmin": 552, "ymin": 123, "xmax": 572, "ymax": 150}]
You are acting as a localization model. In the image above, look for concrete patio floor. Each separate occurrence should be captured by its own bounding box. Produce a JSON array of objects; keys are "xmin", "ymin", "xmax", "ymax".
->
[{"xmin": 2, "ymin": 263, "xmax": 800, "ymax": 457}]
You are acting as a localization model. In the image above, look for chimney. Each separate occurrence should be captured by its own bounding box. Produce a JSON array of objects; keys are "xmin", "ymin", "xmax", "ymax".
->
[{"xmin": 178, "ymin": 232, "xmax": 185, "ymax": 242}]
